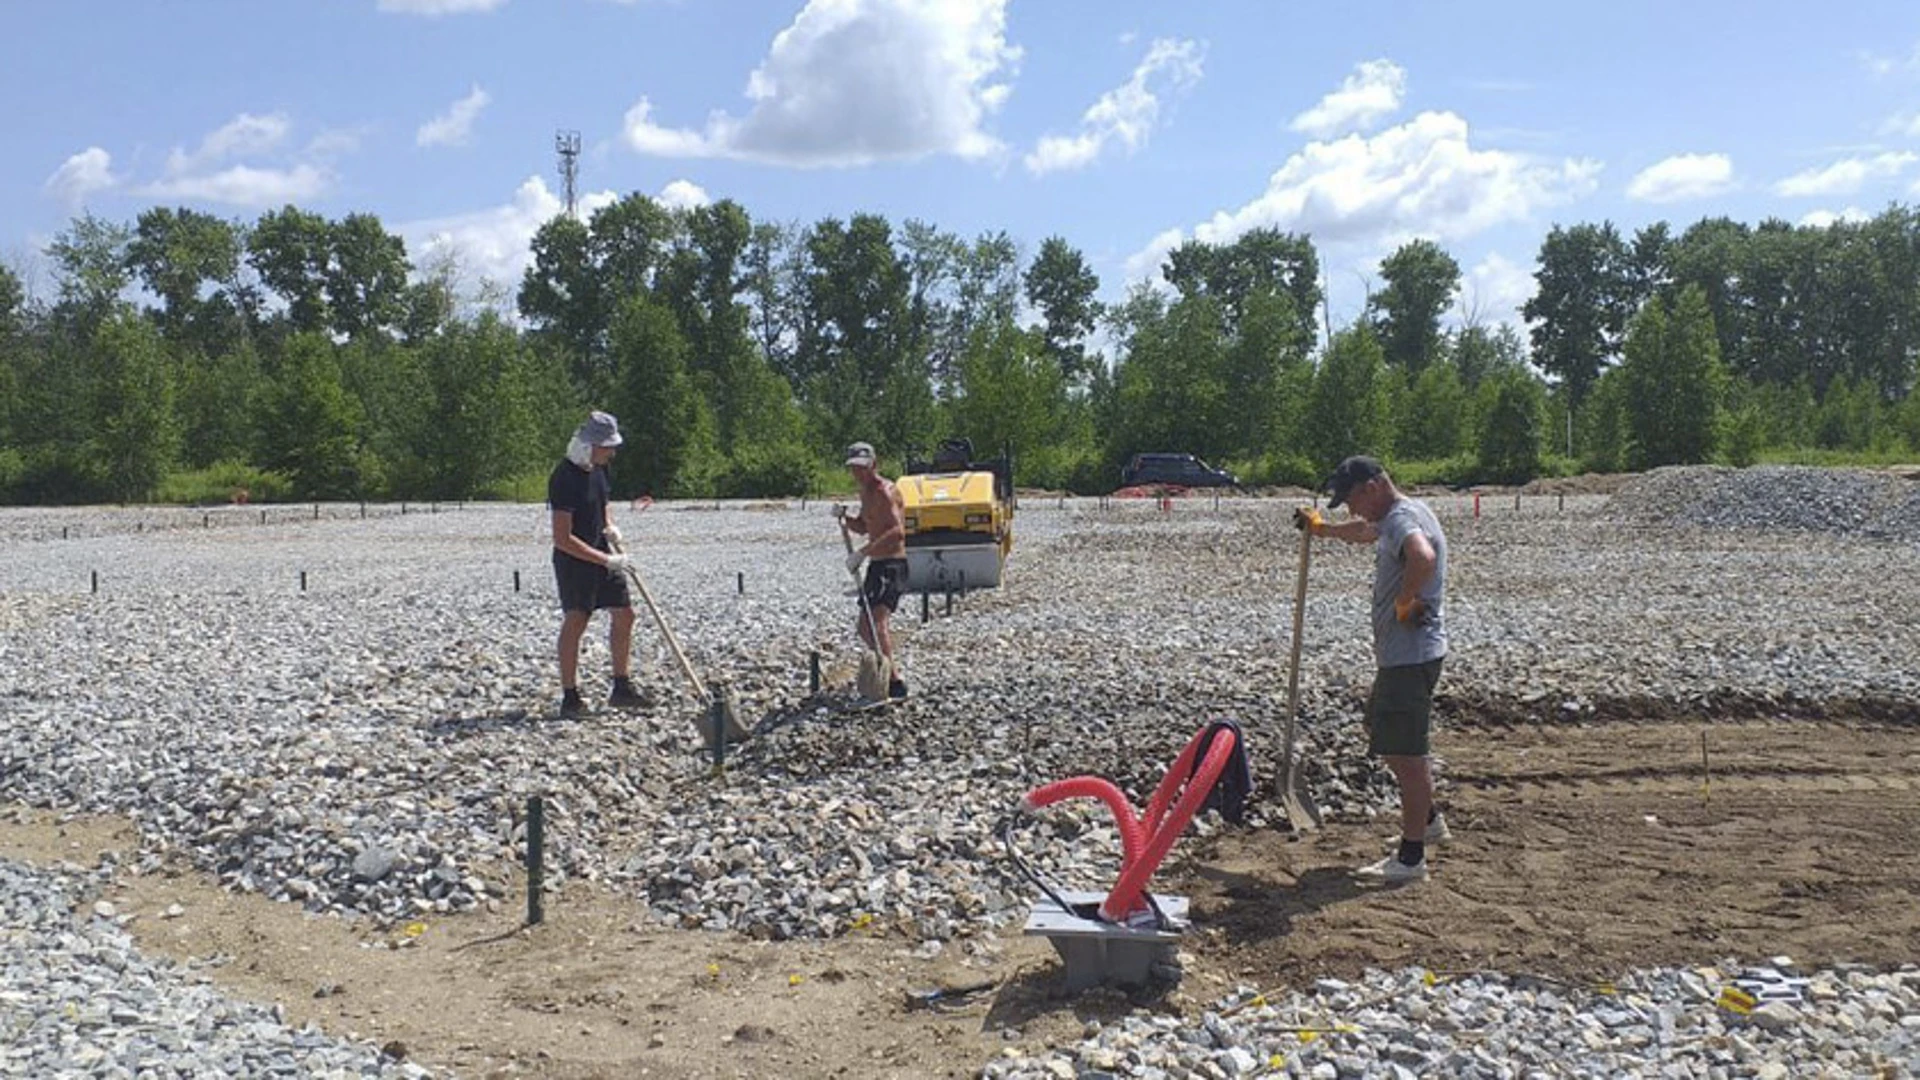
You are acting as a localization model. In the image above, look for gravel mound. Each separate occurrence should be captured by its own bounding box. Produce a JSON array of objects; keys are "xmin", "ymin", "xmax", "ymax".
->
[
  {"xmin": 1608, "ymin": 465, "xmax": 1919, "ymax": 538},
  {"xmin": 985, "ymin": 963, "xmax": 1920, "ymax": 1079},
  {"xmin": 0, "ymin": 854, "xmax": 426, "ymax": 1078}
]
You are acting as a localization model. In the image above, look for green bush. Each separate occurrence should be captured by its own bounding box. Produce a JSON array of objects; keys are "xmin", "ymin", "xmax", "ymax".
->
[
  {"xmin": 1230, "ymin": 452, "xmax": 1320, "ymax": 490},
  {"xmin": 1537, "ymin": 453, "xmax": 1583, "ymax": 478},
  {"xmin": 1060, "ymin": 451, "xmax": 1116, "ymax": 495},
  {"xmin": 480, "ymin": 469, "xmax": 553, "ymax": 503},
  {"xmin": 1754, "ymin": 447, "xmax": 1920, "ymax": 467},
  {"xmin": 0, "ymin": 447, "xmax": 22, "ymax": 500},
  {"xmin": 1721, "ymin": 405, "xmax": 1766, "ymax": 468},
  {"xmin": 720, "ymin": 442, "xmax": 817, "ymax": 498},
  {"xmin": 156, "ymin": 460, "xmax": 294, "ymax": 505},
  {"xmin": 9, "ymin": 448, "xmax": 111, "ymax": 505},
  {"xmin": 1387, "ymin": 454, "xmax": 1479, "ymax": 488},
  {"xmin": 1477, "ymin": 368, "xmax": 1547, "ymax": 483}
]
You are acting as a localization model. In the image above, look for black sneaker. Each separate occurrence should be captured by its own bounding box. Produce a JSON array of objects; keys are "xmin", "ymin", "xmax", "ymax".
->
[
  {"xmin": 560, "ymin": 689, "xmax": 588, "ymax": 719},
  {"xmin": 608, "ymin": 679, "xmax": 648, "ymax": 709},
  {"xmin": 888, "ymin": 679, "xmax": 909, "ymax": 700}
]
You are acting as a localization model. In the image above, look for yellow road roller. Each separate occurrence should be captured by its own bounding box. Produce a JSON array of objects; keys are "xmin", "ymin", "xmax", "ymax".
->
[{"xmin": 898, "ymin": 438, "xmax": 1014, "ymax": 593}]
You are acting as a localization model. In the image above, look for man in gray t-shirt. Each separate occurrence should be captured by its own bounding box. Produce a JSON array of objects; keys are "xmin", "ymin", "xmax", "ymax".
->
[{"xmin": 1298, "ymin": 455, "xmax": 1449, "ymax": 884}]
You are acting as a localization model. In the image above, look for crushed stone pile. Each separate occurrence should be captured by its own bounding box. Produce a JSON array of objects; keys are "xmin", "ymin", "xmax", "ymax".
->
[{"xmin": 1608, "ymin": 465, "xmax": 1920, "ymax": 539}]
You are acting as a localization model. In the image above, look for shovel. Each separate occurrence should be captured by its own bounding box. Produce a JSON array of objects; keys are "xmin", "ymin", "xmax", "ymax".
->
[
  {"xmin": 839, "ymin": 519, "xmax": 893, "ymax": 702},
  {"xmin": 1277, "ymin": 516, "xmax": 1324, "ymax": 831},
  {"xmin": 608, "ymin": 536, "xmax": 748, "ymax": 750}
]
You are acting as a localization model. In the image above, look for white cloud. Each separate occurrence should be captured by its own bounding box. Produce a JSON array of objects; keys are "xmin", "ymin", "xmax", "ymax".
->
[
  {"xmin": 1456, "ymin": 251, "xmax": 1534, "ymax": 329},
  {"xmin": 1024, "ymin": 38, "xmax": 1204, "ymax": 176},
  {"xmin": 1773, "ymin": 151, "xmax": 1917, "ymax": 196},
  {"xmin": 120, "ymin": 112, "xmax": 346, "ymax": 207},
  {"xmin": 1123, "ymin": 227, "xmax": 1187, "ymax": 286},
  {"xmin": 416, "ymin": 85, "xmax": 491, "ymax": 148},
  {"xmin": 1799, "ymin": 206, "xmax": 1870, "ymax": 228},
  {"xmin": 1860, "ymin": 43, "xmax": 1920, "ymax": 79},
  {"xmin": 307, "ymin": 126, "xmax": 369, "ymax": 160},
  {"xmin": 1625, "ymin": 152, "xmax": 1735, "ymax": 203},
  {"xmin": 1880, "ymin": 112, "xmax": 1920, "ymax": 139},
  {"xmin": 140, "ymin": 164, "xmax": 330, "ymax": 208},
  {"xmin": 398, "ymin": 176, "xmax": 618, "ymax": 293},
  {"xmin": 1289, "ymin": 59, "xmax": 1406, "ymax": 138},
  {"xmin": 623, "ymin": 99, "xmax": 719, "ymax": 157},
  {"xmin": 623, "ymin": 0, "xmax": 1020, "ymax": 166},
  {"xmin": 1126, "ymin": 111, "xmax": 1600, "ymax": 280},
  {"xmin": 656, "ymin": 179, "xmax": 711, "ymax": 210},
  {"xmin": 377, "ymin": 0, "xmax": 507, "ymax": 13},
  {"xmin": 165, "ymin": 112, "xmax": 291, "ymax": 176},
  {"xmin": 44, "ymin": 147, "xmax": 119, "ymax": 208}
]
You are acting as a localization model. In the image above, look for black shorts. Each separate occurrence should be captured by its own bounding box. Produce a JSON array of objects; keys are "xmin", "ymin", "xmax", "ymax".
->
[
  {"xmin": 553, "ymin": 550, "xmax": 632, "ymax": 613},
  {"xmin": 1366, "ymin": 658, "xmax": 1443, "ymax": 757},
  {"xmin": 862, "ymin": 558, "xmax": 909, "ymax": 612}
]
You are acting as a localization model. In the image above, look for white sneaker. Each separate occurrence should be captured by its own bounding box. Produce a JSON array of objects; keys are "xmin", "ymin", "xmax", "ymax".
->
[{"xmin": 1354, "ymin": 854, "xmax": 1428, "ymax": 883}]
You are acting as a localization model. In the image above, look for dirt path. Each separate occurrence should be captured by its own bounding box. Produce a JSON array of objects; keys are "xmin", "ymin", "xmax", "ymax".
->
[
  {"xmin": 1174, "ymin": 703, "xmax": 1920, "ymax": 992},
  {"xmin": 7, "ymin": 702, "xmax": 1918, "ymax": 1077}
]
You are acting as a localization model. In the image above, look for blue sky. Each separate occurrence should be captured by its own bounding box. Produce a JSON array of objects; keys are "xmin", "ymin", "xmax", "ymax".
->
[{"xmin": 8, "ymin": 0, "xmax": 1920, "ymax": 331}]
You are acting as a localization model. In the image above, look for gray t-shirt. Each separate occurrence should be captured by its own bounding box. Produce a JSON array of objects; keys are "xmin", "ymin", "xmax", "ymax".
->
[{"xmin": 1373, "ymin": 496, "xmax": 1448, "ymax": 668}]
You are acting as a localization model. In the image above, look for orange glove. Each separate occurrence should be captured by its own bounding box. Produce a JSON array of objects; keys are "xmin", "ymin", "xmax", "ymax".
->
[
  {"xmin": 1292, "ymin": 507, "xmax": 1325, "ymax": 535},
  {"xmin": 1395, "ymin": 595, "xmax": 1426, "ymax": 624}
]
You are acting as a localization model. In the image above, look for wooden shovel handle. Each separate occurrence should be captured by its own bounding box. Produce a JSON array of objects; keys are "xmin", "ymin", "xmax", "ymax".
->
[
  {"xmin": 1282, "ymin": 529, "xmax": 1312, "ymax": 763},
  {"xmin": 609, "ymin": 535, "xmax": 707, "ymax": 699}
]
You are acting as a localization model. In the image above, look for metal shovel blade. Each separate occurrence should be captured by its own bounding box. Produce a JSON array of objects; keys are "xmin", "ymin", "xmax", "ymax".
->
[
  {"xmin": 856, "ymin": 650, "xmax": 891, "ymax": 701},
  {"xmin": 1278, "ymin": 753, "xmax": 1323, "ymax": 832}
]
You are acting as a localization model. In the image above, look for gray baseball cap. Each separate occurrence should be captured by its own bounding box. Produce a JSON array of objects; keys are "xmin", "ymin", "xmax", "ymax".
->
[
  {"xmin": 845, "ymin": 441, "xmax": 876, "ymax": 467},
  {"xmin": 578, "ymin": 410, "xmax": 623, "ymax": 448}
]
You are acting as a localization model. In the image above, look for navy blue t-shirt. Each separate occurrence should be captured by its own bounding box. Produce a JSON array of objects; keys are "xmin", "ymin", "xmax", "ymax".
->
[{"xmin": 547, "ymin": 459, "xmax": 610, "ymax": 557}]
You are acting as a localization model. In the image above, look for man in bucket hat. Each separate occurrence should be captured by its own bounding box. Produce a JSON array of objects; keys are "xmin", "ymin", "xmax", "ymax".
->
[
  {"xmin": 1298, "ymin": 455, "xmax": 1450, "ymax": 883},
  {"xmin": 547, "ymin": 410, "xmax": 645, "ymax": 719}
]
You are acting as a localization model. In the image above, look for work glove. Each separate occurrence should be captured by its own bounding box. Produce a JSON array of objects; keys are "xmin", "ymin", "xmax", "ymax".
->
[
  {"xmin": 845, "ymin": 548, "xmax": 866, "ymax": 574},
  {"xmin": 1292, "ymin": 506, "xmax": 1325, "ymax": 535},
  {"xmin": 602, "ymin": 524, "xmax": 623, "ymax": 549},
  {"xmin": 605, "ymin": 553, "xmax": 633, "ymax": 577},
  {"xmin": 1394, "ymin": 595, "xmax": 1426, "ymax": 624}
]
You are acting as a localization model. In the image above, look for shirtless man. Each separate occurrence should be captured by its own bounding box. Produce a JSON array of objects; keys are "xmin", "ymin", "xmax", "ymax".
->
[{"xmin": 837, "ymin": 441, "xmax": 910, "ymax": 699}]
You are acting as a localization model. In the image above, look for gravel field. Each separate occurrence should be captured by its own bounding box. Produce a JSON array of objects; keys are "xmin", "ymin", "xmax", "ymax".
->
[{"xmin": 2, "ymin": 465, "xmax": 1917, "ymax": 1077}]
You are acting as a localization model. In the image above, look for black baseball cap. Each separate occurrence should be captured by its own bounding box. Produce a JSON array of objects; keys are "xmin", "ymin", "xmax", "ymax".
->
[{"xmin": 1325, "ymin": 455, "xmax": 1385, "ymax": 508}]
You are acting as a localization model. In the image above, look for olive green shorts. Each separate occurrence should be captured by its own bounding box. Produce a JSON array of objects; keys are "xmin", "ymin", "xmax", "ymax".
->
[{"xmin": 1366, "ymin": 658, "xmax": 1444, "ymax": 757}]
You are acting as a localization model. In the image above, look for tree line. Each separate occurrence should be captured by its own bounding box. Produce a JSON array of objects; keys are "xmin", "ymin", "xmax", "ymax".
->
[{"xmin": 1, "ymin": 198, "xmax": 1917, "ymax": 505}]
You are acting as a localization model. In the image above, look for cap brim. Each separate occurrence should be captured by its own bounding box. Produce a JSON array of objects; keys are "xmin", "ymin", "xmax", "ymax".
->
[{"xmin": 600, "ymin": 434, "xmax": 623, "ymax": 447}]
